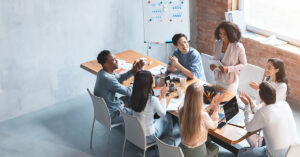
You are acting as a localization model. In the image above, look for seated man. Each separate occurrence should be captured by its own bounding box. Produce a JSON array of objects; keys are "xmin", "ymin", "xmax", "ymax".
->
[
  {"xmin": 167, "ymin": 33, "xmax": 206, "ymax": 81},
  {"xmin": 238, "ymin": 82, "xmax": 298, "ymax": 157},
  {"xmin": 94, "ymin": 50, "xmax": 144, "ymax": 123}
]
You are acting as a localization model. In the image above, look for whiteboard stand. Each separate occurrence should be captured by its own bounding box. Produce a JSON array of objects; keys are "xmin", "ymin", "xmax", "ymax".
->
[{"xmin": 146, "ymin": 42, "xmax": 151, "ymax": 56}]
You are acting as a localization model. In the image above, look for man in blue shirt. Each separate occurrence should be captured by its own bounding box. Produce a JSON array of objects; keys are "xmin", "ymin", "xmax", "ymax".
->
[
  {"xmin": 168, "ymin": 33, "xmax": 206, "ymax": 81},
  {"xmin": 94, "ymin": 50, "xmax": 144, "ymax": 123}
]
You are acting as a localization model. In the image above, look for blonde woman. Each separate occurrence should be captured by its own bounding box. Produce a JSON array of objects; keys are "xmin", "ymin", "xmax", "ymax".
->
[{"xmin": 178, "ymin": 82, "xmax": 223, "ymax": 157}]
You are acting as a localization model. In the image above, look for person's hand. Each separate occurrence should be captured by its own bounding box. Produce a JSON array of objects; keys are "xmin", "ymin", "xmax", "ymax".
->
[
  {"xmin": 211, "ymin": 93, "xmax": 223, "ymax": 106},
  {"xmin": 160, "ymin": 83, "xmax": 169, "ymax": 99},
  {"xmin": 219, "ymin": 66, "xmax": 228, "ymax": 73},
  {"xmin": 132, "ymin": 59, "xmax": 145, "ymax": 75},
  {"xmin": 169, "ymin": 56, "xmax": 179, "ymax": 67},
  {"xmin": 249, "ymin": 81, "xmax": 259, "ymax": 90},
  {"xmin": 211, "ymin": 93, "xmax": 224, "ymax": 112},
  {"xmin": 239, "ymin": 92, "xmax": 249, "ymax": 105},
  {"xmin": 244, "ymin": 93, "xmax": 255, "ymax": 108},
  {"xmin": 210, "ymin": 64, "xmax": 217, "ymax": 71}
]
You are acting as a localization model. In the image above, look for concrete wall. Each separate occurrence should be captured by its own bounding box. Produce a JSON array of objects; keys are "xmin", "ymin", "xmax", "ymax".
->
[{"xmin": 0, "ymin": 0, "xmax": 197, "ymax": 122}]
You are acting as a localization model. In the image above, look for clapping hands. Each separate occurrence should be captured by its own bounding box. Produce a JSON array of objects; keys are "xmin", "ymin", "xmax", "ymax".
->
[
  {"xmin": 132, "ymin": 59, "xmax": 145, "ymax": 75},
  {"xmin": 169, "ymin": 56, "xmax": 179, "ymax": 67}
]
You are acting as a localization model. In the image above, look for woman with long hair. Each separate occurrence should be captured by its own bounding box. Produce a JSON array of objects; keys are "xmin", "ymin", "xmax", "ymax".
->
[
  {"xmin": 178, "ymin": 82, "xmax": 223, "ymax": 157},
  {"xmin": 244, "ymin": 58, "xmax": 289, "ymax": 148},
  {"xmin": 131, "ymin": 70, "xmax": 173, "ymax": 142},
  {"xmin": 249, "ymin": 58, "xmax": 288, "ymax": 105}
]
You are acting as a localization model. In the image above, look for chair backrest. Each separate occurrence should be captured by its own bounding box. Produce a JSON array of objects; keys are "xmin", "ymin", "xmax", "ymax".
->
[
  {"xmin": 120, "ymin": 110, "xmax": 146, "ymax": 150},
  {"xmin": 286, "ymin": 144, "xmax": 300, "ymax": 157},
  {"xmin": 238, "ymin": 64, "xmax": 265, "ymax": 98},
  {"xmin": 87, "ymin": 88, "xmax": 111, "ymax": 129},
  {"xmin": 155, "ymin": 137, "xmax": 184, "ymax": 157},
  {"xmin": 201, "ymin": 53, "xmax": 216, "ymax": 85}
]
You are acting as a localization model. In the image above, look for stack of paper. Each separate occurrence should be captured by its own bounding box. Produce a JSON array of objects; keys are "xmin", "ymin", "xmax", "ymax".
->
[
  {"xmin": 116, "ymin": 59, "xmax": 133, "ymax": 74},
  {"xmin": 148, "ymin": 65, "xmax": 166, "ymax": 76},
  {"xmin": 167, "ymin": 96, "xmax": 185, "ymax": 111}
]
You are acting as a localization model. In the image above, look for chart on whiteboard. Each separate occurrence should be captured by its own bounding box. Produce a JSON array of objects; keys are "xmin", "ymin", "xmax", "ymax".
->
[
  {"xmin": 145, "ymin": 0, "xmax": 186, "ymax": 23},
  {"xmin": 142, "ymin": 0, "xmax": 190, "ymax": 42}
]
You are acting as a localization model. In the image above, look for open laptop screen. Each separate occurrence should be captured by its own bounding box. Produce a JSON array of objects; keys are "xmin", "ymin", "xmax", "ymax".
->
[{"xmin": 223, "ymin": 96, "xmax": 239, "ymax": 121}]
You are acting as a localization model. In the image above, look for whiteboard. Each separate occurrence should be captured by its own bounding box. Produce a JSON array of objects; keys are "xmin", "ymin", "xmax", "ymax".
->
[{"xmin": 142, "ymin": 0, "xmax": 190, "ymax": 43}]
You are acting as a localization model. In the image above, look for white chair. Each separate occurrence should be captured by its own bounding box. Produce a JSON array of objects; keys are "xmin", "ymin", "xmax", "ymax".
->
[
  {"xmin": 120, "ymin": 110, "xmax": 156, "ymax": 157},
  {"xmin": 155, "ymin": 136, "xmax": 184, "ymax": 157},
  {"xmin": 238, "ymin": 64, "xmax": 265, "ymax": 98},
  {"xmin": 286, "ymin": 144, "xmax": 300, "ymax": 157},
  {"xmin": 201, "ymin": 53, "xmax": 216, "ymax": 85},
  {"xmin": 87, "ymin": 88, "xmax": 123, "ymax": 150}
]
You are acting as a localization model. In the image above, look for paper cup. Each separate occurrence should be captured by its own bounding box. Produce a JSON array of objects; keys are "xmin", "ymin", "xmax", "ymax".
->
[
  {"xmin": 180, "ymin": 77, "xmax": 187, "ymax": 88},
  {"xmin": 177, "ymin": 87, "xmax": 184, "ymax": 98}
]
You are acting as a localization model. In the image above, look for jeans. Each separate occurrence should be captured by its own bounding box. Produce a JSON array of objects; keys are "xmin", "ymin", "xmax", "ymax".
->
[
  {"xmin": 110, "ymin": 98, "xmax": 132, "ymax": 124},
  {"xmin": 238, "ymin": 146, "xmax": 267, "ymax": 157},
  {"xmin": 146, "ymin": 113, "xmax": 174, "ymax": 144}
]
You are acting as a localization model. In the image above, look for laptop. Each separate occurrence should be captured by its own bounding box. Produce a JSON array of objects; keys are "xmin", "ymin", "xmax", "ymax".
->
[{"xmin": 218, "ymin": 96, "xmax": 245, "ymax": 128}]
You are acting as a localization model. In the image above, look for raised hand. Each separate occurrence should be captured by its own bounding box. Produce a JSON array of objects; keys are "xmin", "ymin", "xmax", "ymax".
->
[
  {"xmin": 159, "ymin": 83, "xmax": 169, "ymax": 99},
  {"xmin": 249, "ymin": 81, "xmax": 259, "ymax": 90},
  {"xmin": 210, "ymin": 93, "xmax": 224, "ymax": 112},
  {"xmin": 239, "ymin": 92, "xmax": 249, "ymax": 105},
  {"xmin": 169, "ymin": 56, "xmax": 179, "ymax": 67},
  {"xmin": 132, "ymin": 59, "xmax": 145, "ymax": 75}
]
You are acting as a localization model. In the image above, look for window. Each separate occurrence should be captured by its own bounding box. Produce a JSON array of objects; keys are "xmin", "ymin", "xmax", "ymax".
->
[{"xmin": 243, "ymin": 0, "xmax": 300, "ymax": 46}]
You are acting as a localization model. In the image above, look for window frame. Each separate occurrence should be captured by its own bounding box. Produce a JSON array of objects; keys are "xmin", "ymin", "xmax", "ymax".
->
[{"xmin": 239, "ymin": 0, "xmax": 300, "ymax": 47}]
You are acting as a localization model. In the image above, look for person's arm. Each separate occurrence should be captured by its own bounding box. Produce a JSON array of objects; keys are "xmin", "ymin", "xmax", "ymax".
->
[
  {"xmin": 153, "ymin": 97, "xmax": 167, "ymax": 117},
  {"xmin": 116, "ymin": 70, "xmax": 133, "ymax": 83},
  {"xmin": 169, "ymin": 52, "xmax": 195, "ymax": 79},
  {"xmin": 186, "ymin": 52, "xmax": 206, "ymax": 81},
  {"xmin": 108, "ymin": 77, "xmax": 132, "ymax": 96},
  {"xmin": 175, "ymin": 62, "xmax": 194, "ymax": 79},
  {"xmin": 205, "ymin": 93, "xmax": 222, "ymax": 112},
  {"xmin": 167, "ymin": 51, "xmax": 177, "ymax": 72},
  {"xmin": 212, "ymin": 40, "xmax": 219, "ymax": 60},
  {"xmin": 245, "ymin": 109, "xmax": 264, "ymax": 132},
  {"xmin": 227, "ymin": 44, "xmax": 247, "ymax": 73},
  {"xmin": 203, "ymin": 112, "xmax": 218, "ymax": 130},
  {"xmin": 276, "ymin": 83, "xmax": 287, "ymax": 102}
]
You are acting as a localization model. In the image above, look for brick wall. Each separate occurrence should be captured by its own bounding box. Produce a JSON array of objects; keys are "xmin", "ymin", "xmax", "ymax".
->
[{"xmin": 196, "ymin": 0, "xmax": 300, "ymax": 104}]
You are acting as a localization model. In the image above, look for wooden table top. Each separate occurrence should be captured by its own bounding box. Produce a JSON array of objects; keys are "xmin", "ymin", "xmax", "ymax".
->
[{"xmin": 80, "ymin": 49, "xmax": 253, "ymax": 145}]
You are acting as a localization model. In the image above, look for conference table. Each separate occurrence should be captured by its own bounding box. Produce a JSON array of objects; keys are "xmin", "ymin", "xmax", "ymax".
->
[{"xmin": 80, "ymin": 49, "xmax": 254, "ymax": 154}]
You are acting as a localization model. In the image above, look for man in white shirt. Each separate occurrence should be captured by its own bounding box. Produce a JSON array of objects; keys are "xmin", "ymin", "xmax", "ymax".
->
[{"xmin": 238, "ymin": 82, "xmax": 298, "ymax": 157}]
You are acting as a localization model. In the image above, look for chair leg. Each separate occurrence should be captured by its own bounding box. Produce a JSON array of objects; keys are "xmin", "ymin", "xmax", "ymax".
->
[
  {"xmin": 121, "ymin": 138, "xmax": 126, "ymax": 157},
  {"xmin": 107, "ymin": 131, "xmax": 111, "ymax": 157},
  {"xmin": 90, "ymin": 118, "xmax": 95, "ymax": 149}
]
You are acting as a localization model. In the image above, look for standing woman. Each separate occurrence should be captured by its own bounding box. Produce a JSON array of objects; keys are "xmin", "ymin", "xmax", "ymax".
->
[
  {"xmin": 210, "ymin": 21, "xmax": 247, "ymax": 94},
  {"xmin": 178, "ymin": 82, "xmax": 223, "ymax": 157},
  {"xmin": 131, "ymin": 71, "xmax": 173, "ymax": 142}
]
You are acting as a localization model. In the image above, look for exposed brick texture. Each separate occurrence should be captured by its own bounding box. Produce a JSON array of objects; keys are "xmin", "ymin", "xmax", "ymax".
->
[{"xmin": 196, "ymin": 0, "xmax": 300, "ymax": 104}]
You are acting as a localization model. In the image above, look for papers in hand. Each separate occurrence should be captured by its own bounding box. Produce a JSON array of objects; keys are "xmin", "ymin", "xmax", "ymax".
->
[
  {"xmin": 208, "ymin": 60, "xmax": 223, "ymax": 71},
  {"xmin": 208, "ymin": 59, "xmax": 223, "ymax": 67},
  {"xmin": 167, "ymin": 96, "xmax": 184, "ymax": 111},
  {"xmin": 148, "ymin": 65, "xmax": 166, "ymax": 76}
]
